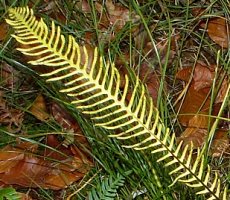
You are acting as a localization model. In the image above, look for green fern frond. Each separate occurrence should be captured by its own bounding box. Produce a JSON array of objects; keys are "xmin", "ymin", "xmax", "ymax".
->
[
  {"xmin": 0, "ymin": 188, "xmax": 21, "ymax": 200},
  {"xmin": 5, "ymin": 7, "xmax": 228, "ymax": 200},
  {"xmin": 88, "ymin": 173, "xmax": 125, "ymax": 200}
]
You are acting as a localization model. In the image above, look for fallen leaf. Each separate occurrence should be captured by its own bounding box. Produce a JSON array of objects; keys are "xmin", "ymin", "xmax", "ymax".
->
[
  {"xmin": 39, "ymin": 1, "xmax": 66, "ymax": 24},
  {"xmin": 0, "ymin": 95, "xmax": 24, "ymax": 132},
  {"xmin": 191, "ymin": 7, "xmax": 206, "ymax": 17},
  {"xmin": 176, "ymin": 62, "xmax": 213, "ymax": 126},
  {"xmin": 0, "ymin": 149, "xmax": 24, "ymax": 173},
  {"xmin": 176, "ymin": 61, "xmax": 229, "ymax": 157},
  {"xmin": 139, "ymin": 65, "xmax": 162, "ymax": 105},
  {"xmin": 201, "ymin": 17, "xmax": 230, "ymax": 48},
  {"xmin": 95, "ymin": 0, "xmax": 131, "ymax": 32},
  {"xmin": 176, "ymin": 87, "xmax": 210, "ymax": 126},
  {"xmin": 44, "ymin": 134, "xmax": 93, "ymax": 178},
  {"xmin": 178, "ymin": 128, "xmax": 229, "ymax": 157},
  {"xmin": 75, "ymin": 0, "xmax": 92, "ymax": 13},
  {"xmin": 134, "ymin": 31, "xmax": 179, "ymax": 67},
  {"xmin": 44, "ymin": 134, "xmax": 74, "ymax": 161},
  {"xmin": 176, "ymin": 62, "xmax": 229, "ymax": 128},
  {"xmin": 188, "ymin": 114, "xmax": 212, "ymax": 129},
  {"xmin": 176, "ymin": 62, "xmax": 215, "ymax": 91},
  {"xmin": 50, "ymin": 102, "xmax": 89, "ymax": 146},
  {"xmin": 178, "ymin": 127, "xmax": 207, "ymax": 149},
  {"xmin": 215, "ymin": 75, "xmax": 229, "ymax": 103},
  {"xmin": 0, "ymin": 62, "xmax": 20, "ymax": 89},
  {"xmin": 0, "ymin": 22, "xmax": 8, "ymax": 41},
  {"xmin": 152, "ymin": 34, "xmax": 179, "ymax": 65},
  {"xmin": 211, "ymin": 130, "xmax": 229, "ymax": 157},
  {"xmin": 94, "ymin": 0, "xmax": 139, "ymax": 41},
  {"xmin": 29, "ymin": 94, "xmax": 50, "ymax": 121},
  {"xmin": 0, "ymin": 139, "xmax": 92, "ymax": 190},
  {"xmin": 118, "ymin": 63, "xmax": 163, "ymax": 105}
]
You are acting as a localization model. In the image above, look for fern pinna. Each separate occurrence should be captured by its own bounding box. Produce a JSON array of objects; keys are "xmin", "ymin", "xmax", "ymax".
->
[{"xmin": 6, "ymin": 7, "xmax": 228, "ymax": 200}]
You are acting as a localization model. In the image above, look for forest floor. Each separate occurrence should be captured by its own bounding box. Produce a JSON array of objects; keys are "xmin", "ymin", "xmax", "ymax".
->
[{"xmin": 0, "ymin": 0, "xmax": 229, "ymax": 199}]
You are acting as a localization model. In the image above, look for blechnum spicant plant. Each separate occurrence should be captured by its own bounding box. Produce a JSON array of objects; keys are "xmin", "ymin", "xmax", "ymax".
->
[
  {"xmin": 0, "ymin": 187, "xmax": 21, "ymax": 200},
  {"xmin": 88, "ymin": 173, "xmax": 126, "ymax": 200},
  {"xmin": 5, "ymin": 6, "xmax": 228, "ymax": 200}
]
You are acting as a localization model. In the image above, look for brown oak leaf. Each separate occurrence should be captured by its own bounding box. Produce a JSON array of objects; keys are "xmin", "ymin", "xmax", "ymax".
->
[
  {"xmin": 0, "ymin": 139, "xmax": 92, "ymax": 190},
  {"xmin": 200, "ymin": 17, "xmax": 230, "ymax": 48},
  {"xmin": 176, "ymin": 62, "xmax": 215, "ymax": 91},
  {"xmin": 0, "ymin": 22, "xmax": 8, "ymax": 41},
  {"xmin": 29, "ymin": 94, "xmax": 50, "ymax": 122}
]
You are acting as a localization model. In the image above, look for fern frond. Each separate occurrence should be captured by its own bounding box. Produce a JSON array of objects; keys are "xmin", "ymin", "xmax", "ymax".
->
[
  {"xmin": 0, "ymin": 188, "xmax": 21, "ymax": 200},
  {"xmin": 6, "ymin": 7, "xmax": 228, "ymax": 200},
  {"xmin": 88, "ymin": 173, "xmax": 125, "ymax": 200}
]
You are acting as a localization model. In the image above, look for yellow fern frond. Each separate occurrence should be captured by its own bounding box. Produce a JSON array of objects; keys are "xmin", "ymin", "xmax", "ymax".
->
[{"xmin": 6, "ymin": 7, "xmax": 228, "ymax": 200}]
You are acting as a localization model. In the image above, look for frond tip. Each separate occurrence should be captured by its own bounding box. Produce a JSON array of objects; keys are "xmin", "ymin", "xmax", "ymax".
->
[{"xmin": 6, "ymin": 6, "xmax": 228, "ymax": 200}]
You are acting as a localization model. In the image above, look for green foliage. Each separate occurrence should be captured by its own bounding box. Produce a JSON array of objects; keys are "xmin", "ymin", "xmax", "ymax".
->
[
  {"xmin": 88, "ymin": 173, "xmax": 125, "ymax": 200},
  {"xmin": 0, "ymin": 188, "xmax": 20, "ymax": 200}
]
